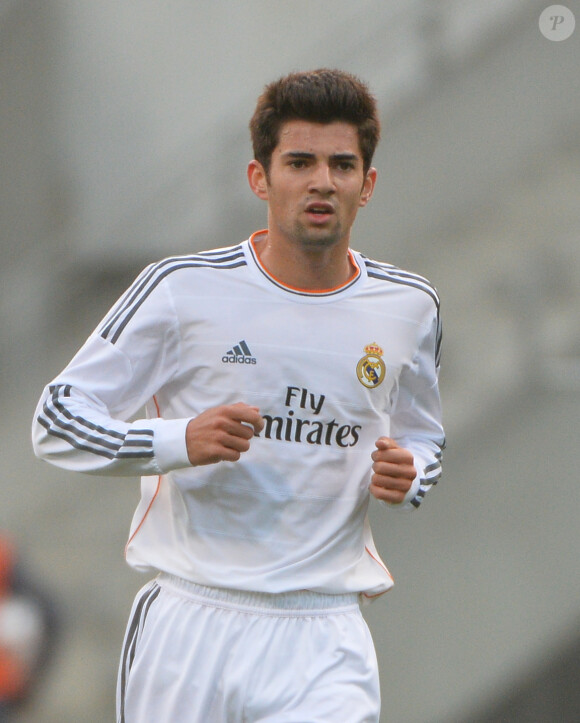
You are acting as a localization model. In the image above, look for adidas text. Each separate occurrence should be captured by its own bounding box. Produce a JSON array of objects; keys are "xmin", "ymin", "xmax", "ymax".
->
[{"xmin": 222, "ymin": 355, "xmax": 257, "ymax": 364}]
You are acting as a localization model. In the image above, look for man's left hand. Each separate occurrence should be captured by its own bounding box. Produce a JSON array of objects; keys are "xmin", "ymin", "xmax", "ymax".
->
[{"xmin": 370, "ymin": 437, "xmax": 416, "ymax": 504}]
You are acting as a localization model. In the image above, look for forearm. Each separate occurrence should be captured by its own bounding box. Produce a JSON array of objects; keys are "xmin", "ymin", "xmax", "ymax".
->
[
  {"xmin": 33, "ymin": 383, "xmax": 191, "ymax": 476},
  {"xmin": 393, "ymin": 434, "xmax": 444, "ymax": 509},
  {"xmin": 387, "ymin": 312, "xmax": 445, "ymax": 509}
]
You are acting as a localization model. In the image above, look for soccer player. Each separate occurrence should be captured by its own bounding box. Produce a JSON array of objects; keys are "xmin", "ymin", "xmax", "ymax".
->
[{"xmin": 32, "ymin": 68, "xmax": 444, "ymax": 723}]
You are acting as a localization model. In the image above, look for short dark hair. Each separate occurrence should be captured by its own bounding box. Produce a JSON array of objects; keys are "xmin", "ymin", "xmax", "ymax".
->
[{"xmin": 249, "ymin": 68, "xmax": 381, "ymax": 175}]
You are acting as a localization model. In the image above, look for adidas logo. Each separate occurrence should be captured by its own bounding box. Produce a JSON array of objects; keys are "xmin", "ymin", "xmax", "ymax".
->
[{"xmin": 222, "ymin": 340, "xmax": 257, "ymax": 365}]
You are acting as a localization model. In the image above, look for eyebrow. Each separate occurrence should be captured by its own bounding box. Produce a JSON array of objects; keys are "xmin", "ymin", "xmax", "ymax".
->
[{"xmin": 282, "ymin": 151, "xmax": 360, "ymax": 163}]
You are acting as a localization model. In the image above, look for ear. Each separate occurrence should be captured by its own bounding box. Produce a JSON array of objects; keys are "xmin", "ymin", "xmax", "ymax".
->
[
  {"xmin": 247, "ymin": 160, "xmax": 269, "ymax": 200},
  {"xmin": 359, "ymin": 167, "xmax": 377, "ymax": 207}
]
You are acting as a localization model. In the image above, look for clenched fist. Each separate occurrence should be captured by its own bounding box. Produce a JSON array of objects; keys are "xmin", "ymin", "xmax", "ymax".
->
[
  {"xmin": 186, "ymin": 402, "xmax": 264, "ymax": 466},
  {"xmin": 370, "ymin": 437, "xmax": 416, "ymax": 504}
]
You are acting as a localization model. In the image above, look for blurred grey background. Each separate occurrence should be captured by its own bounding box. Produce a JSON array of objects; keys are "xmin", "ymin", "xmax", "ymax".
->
[{"xmin": 1, "ymin": 1, "xmax": 579, "ymax": 721}]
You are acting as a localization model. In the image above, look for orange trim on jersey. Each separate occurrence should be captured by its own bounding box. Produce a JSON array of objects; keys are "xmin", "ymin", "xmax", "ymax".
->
[
  {"xmin": 124, "ymin": 394, "xmax": 163, "ymax": 556},
  {"xmin": 365, "ymin": 545, "xmax": 394, "ymax": 581},
  {"xmin": 125, "ymin": 475, "xmax": 162, "ymax": 556},
  {"xmin": 361, "ymin": 589, "xmax": 390, "ymax": 600},
  {"xmin": 361, "ymin": 545, "xmax": 394, "ymax": 600},
  {"xmin": 249, "ymin": 229, "xmax": 360, "ymax": 294}
]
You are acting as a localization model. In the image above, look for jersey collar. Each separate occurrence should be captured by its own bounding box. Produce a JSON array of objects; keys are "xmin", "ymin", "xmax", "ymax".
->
[{"xmin": 248, "ymin": 230, "xmax": 361, "ymax": 298}]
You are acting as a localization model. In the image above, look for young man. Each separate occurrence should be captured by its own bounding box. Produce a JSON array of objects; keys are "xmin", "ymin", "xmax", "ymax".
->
[{"xmin": 32, "ymin": 69, "xmax": 444, "ymax": 723}]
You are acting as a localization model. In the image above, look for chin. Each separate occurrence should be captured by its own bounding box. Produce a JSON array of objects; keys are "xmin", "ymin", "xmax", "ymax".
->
[{"xmin": 299, "ymin": 228, "xmax": 343, "ymax": 249}]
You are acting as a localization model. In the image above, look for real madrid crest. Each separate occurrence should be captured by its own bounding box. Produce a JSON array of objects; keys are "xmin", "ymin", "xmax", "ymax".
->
[{"xmin": 356, "ymin": 342, "xmax": 386, "ymax": 388}]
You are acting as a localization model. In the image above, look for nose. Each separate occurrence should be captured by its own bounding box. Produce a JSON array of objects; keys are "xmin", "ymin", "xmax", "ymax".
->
[{"xmin": 308, "ymin": 163, "xmax": 336, "ymax": 195}]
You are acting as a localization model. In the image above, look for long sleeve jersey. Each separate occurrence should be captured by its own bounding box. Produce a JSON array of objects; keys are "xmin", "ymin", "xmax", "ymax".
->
[{"xmin": 32, "ymin": 231, "xmax": 445, "ymax": 599}]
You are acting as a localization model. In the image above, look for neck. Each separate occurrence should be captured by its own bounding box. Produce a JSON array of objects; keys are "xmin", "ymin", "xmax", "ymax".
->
[{"xmin": 252, "ymin": 231, "xmax": 356, "ymax": 291}]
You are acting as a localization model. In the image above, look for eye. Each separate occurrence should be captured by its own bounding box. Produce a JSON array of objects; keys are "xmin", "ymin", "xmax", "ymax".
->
[
  {"xmin": 289, "ymin": 159, "xmax": 307, "ymax": 169},
  {"xmin": 336, "ymin": 160, "xmax": 355, "ymax": 171}
]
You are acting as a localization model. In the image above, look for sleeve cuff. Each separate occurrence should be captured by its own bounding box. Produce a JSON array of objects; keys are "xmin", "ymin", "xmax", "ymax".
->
[
  {"xmin": 401, "ymin": 471, "xmax": 422, "ymax": 506},
  {"xmin": 150, "ymin": 417, "xmax": 192, "ymax": 472}
]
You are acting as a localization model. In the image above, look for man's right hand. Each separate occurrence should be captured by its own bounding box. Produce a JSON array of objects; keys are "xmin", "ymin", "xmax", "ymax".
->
[{"xmin": 185, "ymin": 403, "xmax": 264, "ymax": 466}]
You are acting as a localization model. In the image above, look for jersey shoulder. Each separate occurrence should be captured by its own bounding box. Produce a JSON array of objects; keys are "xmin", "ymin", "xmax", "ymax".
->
[
  {"xmin": 99, "ymin": 243, "xmax": 248, "ymax": 343},
  {"xmin": 358, "ymin": 252, "xmax": 440, "ymax": 313},
  {"xmin": 151, "ymin": 243, "xmax": 248, "ymax": 276}
]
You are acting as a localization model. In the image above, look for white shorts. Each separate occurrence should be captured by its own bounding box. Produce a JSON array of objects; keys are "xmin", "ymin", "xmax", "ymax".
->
[{"xmin": 117, "ymin": 574, "xmax": 380, "ymax": 723}]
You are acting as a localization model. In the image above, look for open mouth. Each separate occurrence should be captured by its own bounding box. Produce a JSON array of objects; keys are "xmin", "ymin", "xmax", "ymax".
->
[
  {"xmin": 306, "ymin": 202, "xmax": 334, "ymax": 215},
  {"xmin": 305, "ymin": 202, "xmax": 334, "ymax": 221}
]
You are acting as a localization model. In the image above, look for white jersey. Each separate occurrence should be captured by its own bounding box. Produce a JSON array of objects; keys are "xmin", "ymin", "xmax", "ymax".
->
[{"xmin": 32, "ymin": 231, "xmax": 444, "ymax": 599}]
